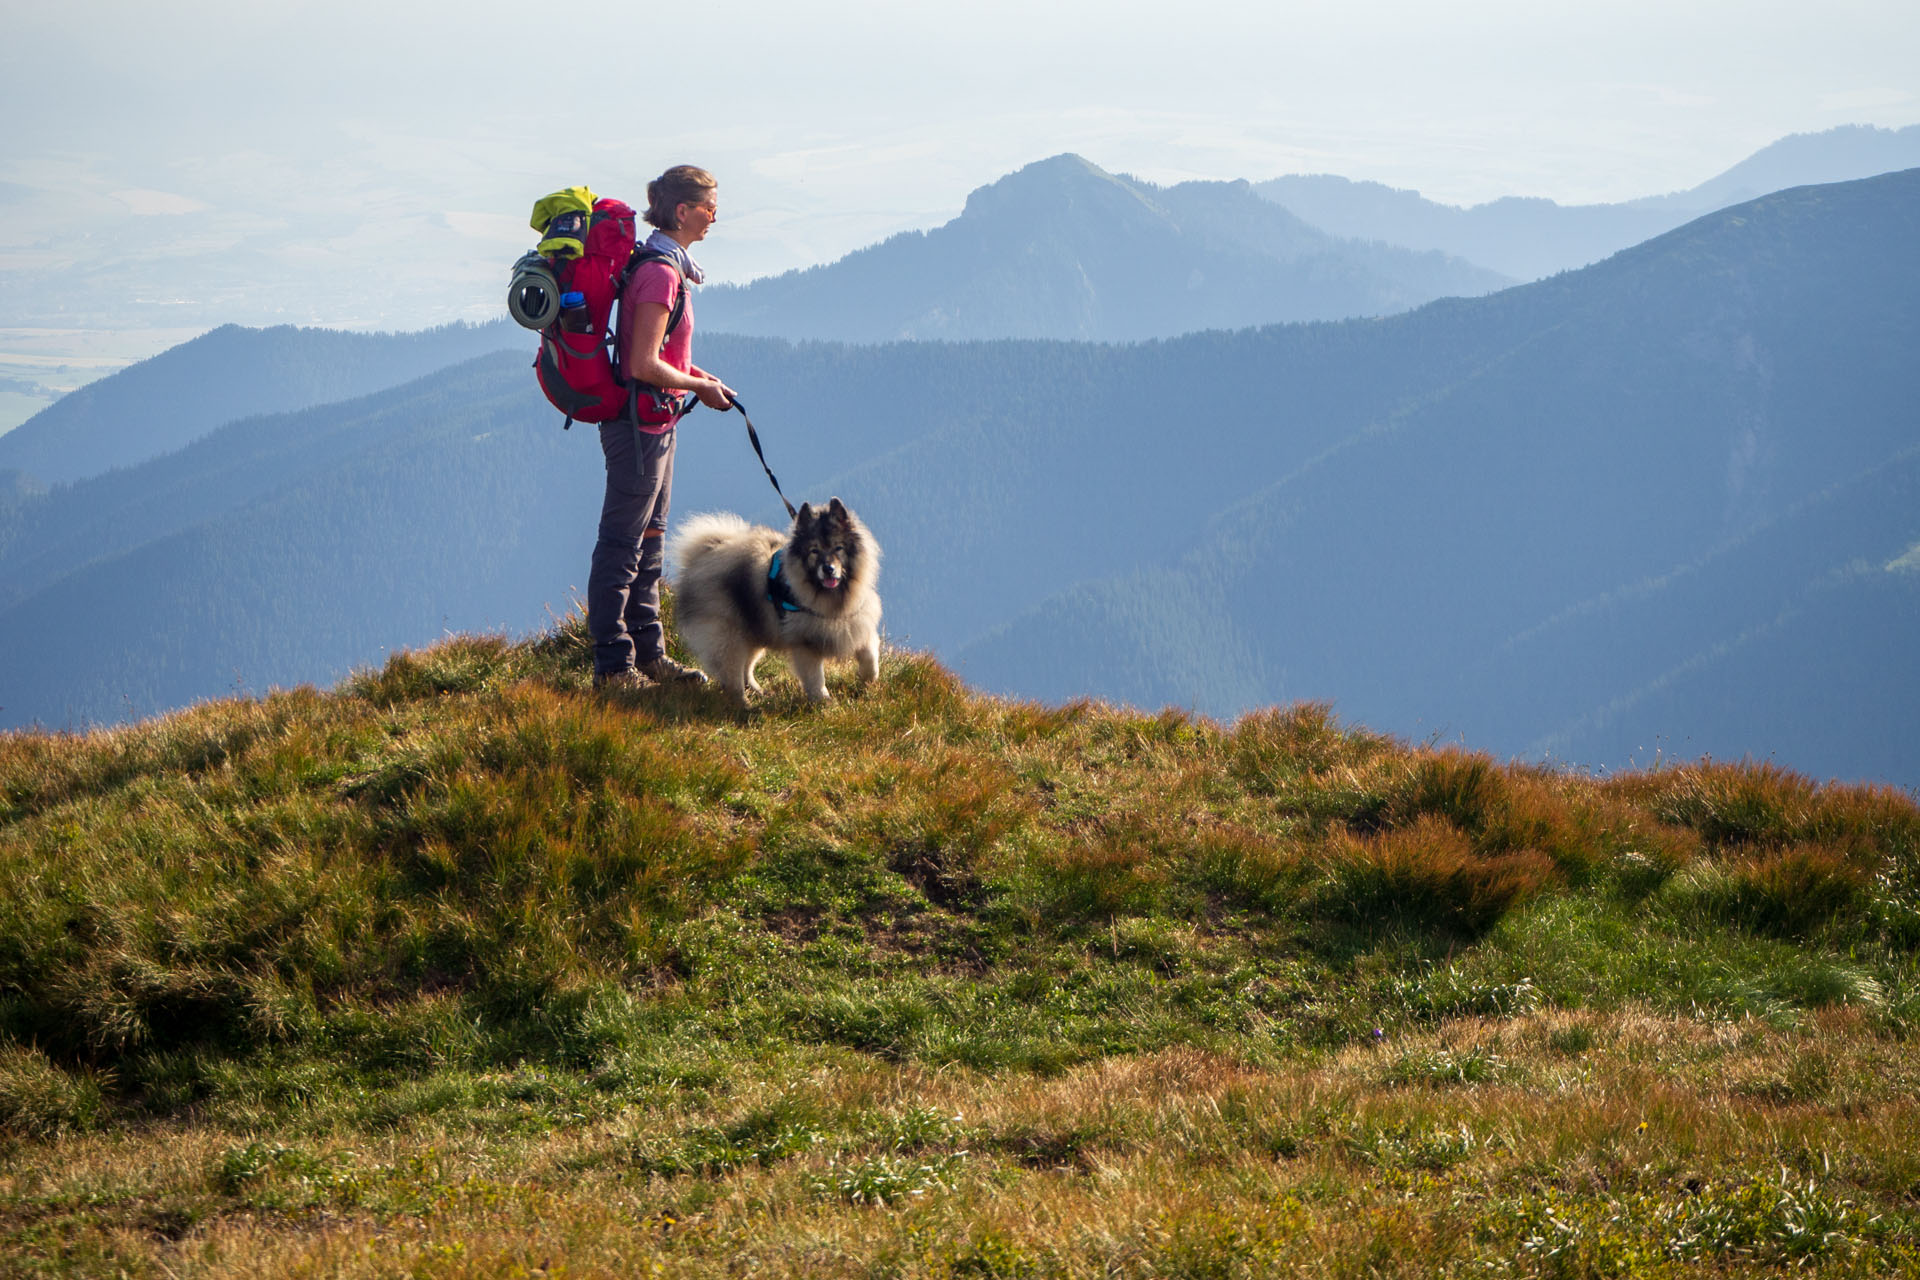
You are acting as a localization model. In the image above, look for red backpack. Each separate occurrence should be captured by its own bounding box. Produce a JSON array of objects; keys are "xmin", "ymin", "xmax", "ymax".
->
[{"xmin": 508, "ymin": 190, "xmax": 687, "ymax": 428}]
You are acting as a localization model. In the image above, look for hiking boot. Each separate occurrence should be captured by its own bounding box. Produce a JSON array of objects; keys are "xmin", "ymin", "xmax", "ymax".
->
[
  {"xmin": 641, "ymin": 655, "xmax": 708, "ymax": 686},
  {"xmin": 592, "ymin": 666, "xmax": 649, "ymax": 692}
]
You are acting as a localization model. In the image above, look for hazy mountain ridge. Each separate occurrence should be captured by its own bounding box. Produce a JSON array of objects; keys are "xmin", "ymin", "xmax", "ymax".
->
[
  {"xmin": 698, "ymin": 154, "xmax": 1510, "ymax": 341},
  {"xmin": 1257, "ymin": 123, "xmax": 1920, "ymax": 280},
  {"xmin": 953, "ymin": 171, "xmax": 1920, "ymax": 785},
  {"xmin": 0, "ymin": 332, "xmax": 1046, "ymax": 727},
  {"xmin": 0, "ymin": 320, "xmax": 525, "ymax": 487},
  {"xmin": 0, "ymin": 356, "xmax": 574, "ymax": 727},
  {"xmin": 2, "ymin": 170, "xmax": 1915, "ymax": 788},
  {"xmin": 0, "ymin": 354, "xmax": 537, "ymax": 614},
  {"xmin": 6, "ymin": 128, "xmax": 1903, "ymax": 487},
  {"xmin": 1631, "ymin": 124, "xmax": 1920, "ymax": 212}
]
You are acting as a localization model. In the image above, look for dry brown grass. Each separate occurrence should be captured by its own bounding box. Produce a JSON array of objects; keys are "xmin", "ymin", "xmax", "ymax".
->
[
  {"xmin": 9, "ymin": 1009, "xmax": 1919, "ymax": 1277},
  {"xmin": 5, "ymin": 629, "xmax": 1919, "ymax": 1276}
]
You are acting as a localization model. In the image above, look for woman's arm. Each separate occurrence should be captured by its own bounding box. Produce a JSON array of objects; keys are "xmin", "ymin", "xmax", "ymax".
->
[{"xmin": 623, "ymin": 302, "xmax": 734, "ymax": 409}]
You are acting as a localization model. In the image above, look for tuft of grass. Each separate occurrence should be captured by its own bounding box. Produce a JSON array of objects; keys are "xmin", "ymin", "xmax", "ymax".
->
[
  {"xmin": 1390, "ymin": 749, "xmax": 1508, "ymax": 834},
  {"xmin": 858, "ymin": 752, "xmax": 1034, "ymax": 910},
  {"xmin": 1314, "ymin": 815, "xmax": 1557, "ymax": 939},
  {"xmin": 1041, "ymin": 824, "xmax": 1172, "ymax": 919},
  {"xmin": 1181, "ymin": 821, "xmax": 1314, "ymax": 914},
  {"xmin": 344, "ymin": 634, "xmax": 521, "ymax": 707},
  {"xmin": 0, "ymin": 1045, "xmax": 108, "ymax": 1137},
  {"xmin": 1146, "ymin": 1199, "xmax": 1308, "ymax": 1276},
  {"xmin": 807, "ymin": 1151, "xmax": 968, "ymax": 1207},
  {"xmin": 1632, "ymin": 759, "xmax": 1824, "ymax": 849},
  {"xmin": 1707, "ymin": 845, "xmax": 1874, "ymax": 940},
  {"xmin": 625, "ymin": 1107, "xmax": 827, "ymax": 1178},
  {"xmin": 1614, "ymin": 759, "xmax": 1920, "ymax": 861},
  {"xmin": 1229, "ymin": 701, "xmax": 1375, "ymax": 788},
  {"xmin": 1379, "ymin": 1044, "xmax": 1507, "ymax": 1087},
  {"xmin": 1503, "ymin": 1168, "xmax": 1883, "ymax": 1272}
]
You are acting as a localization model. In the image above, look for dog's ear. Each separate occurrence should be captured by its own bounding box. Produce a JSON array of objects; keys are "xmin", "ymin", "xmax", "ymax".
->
[
  {"xmin": 796, "ymin": 502, "xmax": 814, "ymax": 530},
  {"xmin": 828, "ymin": 497, "xmax": 847, "ymax": 520}
]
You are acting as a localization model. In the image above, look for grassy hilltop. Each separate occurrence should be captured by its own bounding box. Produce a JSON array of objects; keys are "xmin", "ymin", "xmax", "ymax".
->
[{"xmin": 3, "ymin": 617, "xmax": 1919, "ymax": 1278}]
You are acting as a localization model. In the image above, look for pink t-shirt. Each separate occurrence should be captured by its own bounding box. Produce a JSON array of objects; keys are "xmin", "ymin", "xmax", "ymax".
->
[{"xmin": 617, "ymin": 259, "xmax": 695, "ymax": 385}]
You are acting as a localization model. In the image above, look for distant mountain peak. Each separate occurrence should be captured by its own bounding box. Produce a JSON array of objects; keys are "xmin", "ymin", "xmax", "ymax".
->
[
  {"xmin": 697, "ymin": 154, "xmax": 1508, "ymax": 343},
  {"xmin": 1010, "ymin": 152, "xmax": 1106, "ymax": 178},
  {"xmin": 1256, "ymin": 123, "xmax": 1920, "ymax": 280},
  {"xmin": 961, "ymin": 153, "xmax": 1161, "ymax": 221}
]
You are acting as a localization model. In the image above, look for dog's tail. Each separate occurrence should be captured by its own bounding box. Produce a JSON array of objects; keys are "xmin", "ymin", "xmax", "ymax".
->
[{"xmin": 669, "ymin": 511, "xmax": 755, "ymax": 578}]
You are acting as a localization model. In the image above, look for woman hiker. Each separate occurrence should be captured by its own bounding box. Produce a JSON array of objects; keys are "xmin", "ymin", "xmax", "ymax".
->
[{"xmin": 589, "ymin": 164, "xmax": 737, "ymax": 690}]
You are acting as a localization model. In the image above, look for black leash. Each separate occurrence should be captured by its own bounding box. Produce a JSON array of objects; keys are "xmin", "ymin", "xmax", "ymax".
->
[{"xmin": 722, "ymin": 396, "xmax": 798, "ymax": 521}]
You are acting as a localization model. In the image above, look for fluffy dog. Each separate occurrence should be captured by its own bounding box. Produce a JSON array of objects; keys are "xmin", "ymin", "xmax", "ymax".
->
[{"xmin": 671, "ymin": 498, "xmax": 882, "ymax": 706}]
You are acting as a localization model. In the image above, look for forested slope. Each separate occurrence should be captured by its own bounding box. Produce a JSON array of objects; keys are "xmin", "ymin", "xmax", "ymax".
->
[
  {"xmin": 3, "ymin": 172, "xmax": 1914, "ymax": 790},
  {"xmin": 954, "ymin": 173, "xmax": 1920, "ymax": 786},
  {"xmin": 0, "ymin": 320, "xmax": 525, "ymax": 486}
]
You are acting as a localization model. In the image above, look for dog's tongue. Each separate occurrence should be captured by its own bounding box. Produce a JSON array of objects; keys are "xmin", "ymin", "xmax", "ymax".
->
[{"xmin": 821, "ymin": 574, "xmax": 842, "ymax": 590}]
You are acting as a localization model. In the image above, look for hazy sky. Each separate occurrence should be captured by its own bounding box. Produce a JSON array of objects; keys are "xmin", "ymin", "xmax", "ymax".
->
[{"xmin": 2, "ymin": 0, "xmax": 1917, "ymax": 334}]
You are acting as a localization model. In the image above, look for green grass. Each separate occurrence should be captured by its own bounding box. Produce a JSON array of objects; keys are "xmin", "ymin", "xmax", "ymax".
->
[{"xmin": 2, "ymin": 608, "xmax": 1918, "ymax": 1276}]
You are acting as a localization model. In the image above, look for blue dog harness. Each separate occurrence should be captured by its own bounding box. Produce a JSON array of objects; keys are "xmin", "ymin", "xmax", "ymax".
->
[{"xmin": 766, "ymin": 550, "xmax": 814, "ymax": 615}]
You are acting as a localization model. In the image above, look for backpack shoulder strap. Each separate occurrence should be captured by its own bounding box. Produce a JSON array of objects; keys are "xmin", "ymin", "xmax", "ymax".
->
[
  {"xmin": 621, "ymin": 249, "xmax": 688, "ymax": 337},
  {"xmin": 610, "ymin": 249, "xmax": 692, "ymax": 422}
]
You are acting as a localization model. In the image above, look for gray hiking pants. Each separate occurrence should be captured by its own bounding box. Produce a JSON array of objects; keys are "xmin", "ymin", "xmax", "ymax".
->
[{"xmin": 588, "ymin": 422, "xmax": 676, "ymax": 675}]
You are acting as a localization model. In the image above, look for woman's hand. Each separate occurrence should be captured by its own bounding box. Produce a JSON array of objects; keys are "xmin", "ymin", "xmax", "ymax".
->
[{"xmin": 695, "ymin": 379, "xmax": 735, "ymax": 411}]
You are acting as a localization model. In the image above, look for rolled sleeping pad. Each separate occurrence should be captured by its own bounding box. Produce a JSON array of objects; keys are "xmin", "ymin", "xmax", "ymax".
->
[{"xmin": 508, "ymin": 251, "xmax": 562, "ymax": 330}]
